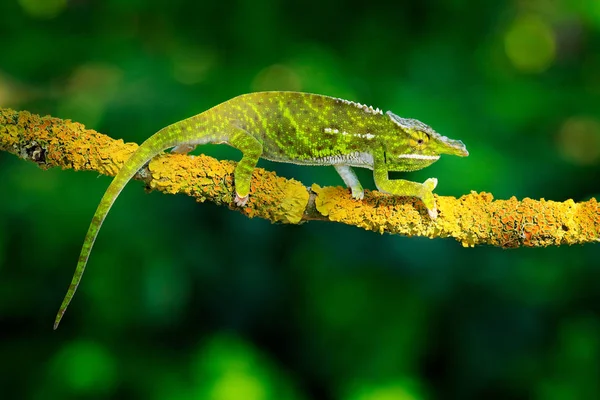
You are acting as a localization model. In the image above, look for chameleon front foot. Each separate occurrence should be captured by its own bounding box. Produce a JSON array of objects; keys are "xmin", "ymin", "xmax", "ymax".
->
[
  {"xmin": 420, "ymin": 178, "xmax": 438, "ymax": 219},
  {"xmin": 350, "ymin": 187, "xmax": 365, "ymax": 200},
  {"xmin": 333, "ymin": 165, "xmax": 364, "ymax": 200},
  {"xmin": 373, "ymin": 173, "xmax": 440, "ymax": 219}
]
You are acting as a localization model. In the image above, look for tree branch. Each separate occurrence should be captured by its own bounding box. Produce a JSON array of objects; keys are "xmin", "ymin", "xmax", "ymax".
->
[{"xmin": 1, "ymin": 107, "xmax": 598, "ymax": 248}]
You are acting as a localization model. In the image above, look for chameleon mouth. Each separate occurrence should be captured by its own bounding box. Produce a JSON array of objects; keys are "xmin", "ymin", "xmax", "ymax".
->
[{"xmin": 397, "ymin": 154, "xmax": 441, "ymax": 161}]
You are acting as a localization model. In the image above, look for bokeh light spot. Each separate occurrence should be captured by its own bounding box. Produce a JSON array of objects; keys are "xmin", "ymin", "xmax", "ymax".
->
[
  {"xmin": 345, "ymin": 380, "xmax": 424, "ymax": 400},
  {"xmin": 191, "ymin": 335, "xmax": 273, "ymax": 400},
  {"xmin": 588, "ymin": 0, "xmax": 600, "ymax": 27},
  {"xmin": 209, "ymin": 371, "xmax": 268, "ymax": 400},
  {"xmin": 252, "ymin": 64, "xmax": 302, "ymax": 92},
  {"xmin": 556, "ymin": 116, "xmax": 600, "ymax": 165},
  {"xmin": 504, "ymin": 14, "xmax": 556, "ymax": 73},
  {"xmin": 171, "ymin": 48, "xmax": 216, "ymax": 85},
  {"xmin": 58, "ymin": 63, "xmax": 123, "ymax": 127},
  {"xmin": 18, "ymin": 0, "xmax": 66, "ymax": 19},
  {"xmin": 573, "ymin": 0, "xmax": 600, "ymax": 28},
  {"xmin": 51, "ymin": 340, "xmax": 117, "ymax": 394}
]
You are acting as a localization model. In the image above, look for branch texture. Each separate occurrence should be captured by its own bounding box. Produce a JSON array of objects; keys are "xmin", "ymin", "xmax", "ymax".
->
[{"xmin": 1, "ymin": 107, "xmax": 599, "ymax": 248}]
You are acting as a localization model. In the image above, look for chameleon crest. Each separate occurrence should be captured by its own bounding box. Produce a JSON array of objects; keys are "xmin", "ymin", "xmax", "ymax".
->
[{"xmin": 53, "ymin": 91, "xmax": 468, "ymax": 328}]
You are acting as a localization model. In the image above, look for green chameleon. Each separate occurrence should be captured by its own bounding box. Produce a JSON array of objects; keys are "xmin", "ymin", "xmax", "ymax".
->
[{"xmin": 53, "ymin": 91, "xmax": 468, "ymax": 329}]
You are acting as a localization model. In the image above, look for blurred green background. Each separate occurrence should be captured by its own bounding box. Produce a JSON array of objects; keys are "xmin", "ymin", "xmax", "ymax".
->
[{"xmin": 1, "ymin": 0, "xmax": 600, "ymax": 399}]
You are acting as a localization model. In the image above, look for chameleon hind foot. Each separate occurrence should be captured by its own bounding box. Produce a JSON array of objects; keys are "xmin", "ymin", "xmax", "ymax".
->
[{"xmin": 234, "ymin": 193, "xmax": 249, "ymax": 207}]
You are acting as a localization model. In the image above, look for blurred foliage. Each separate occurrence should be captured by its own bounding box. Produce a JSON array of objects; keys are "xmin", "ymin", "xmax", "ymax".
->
[{"xmin": 1, "ymin": 0, "xmax": 600, "ymax": 399}]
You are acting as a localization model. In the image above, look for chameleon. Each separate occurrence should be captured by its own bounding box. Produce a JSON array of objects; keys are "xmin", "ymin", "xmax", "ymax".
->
[{"xmin": 53, "ymin": 91, "xmax": 468, "ymax": 329}]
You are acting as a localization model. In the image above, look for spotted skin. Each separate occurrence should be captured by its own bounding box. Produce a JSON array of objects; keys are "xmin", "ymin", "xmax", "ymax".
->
[{"xmin": 53, "ymin": 91, "xmax": 468, "ymax": 329}]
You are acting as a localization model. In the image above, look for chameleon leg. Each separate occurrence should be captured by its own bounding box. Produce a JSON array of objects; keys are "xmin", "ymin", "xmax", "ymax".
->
[
  {"xmin": 373, "ymin": 150, "xmax": 438, "ymax": 218},
  {"xmin": 334, "ymin": 165, "xmax": 364, "ymax": 199},
  {"xmin": 228, "ymin": 128, "xmax": 263, "ymax": 206}
]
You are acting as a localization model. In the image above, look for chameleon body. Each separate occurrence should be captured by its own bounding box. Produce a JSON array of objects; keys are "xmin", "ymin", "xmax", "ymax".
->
[{"xmin": 53, "ymin": 91, "xmax": 468, "ymax": 329}]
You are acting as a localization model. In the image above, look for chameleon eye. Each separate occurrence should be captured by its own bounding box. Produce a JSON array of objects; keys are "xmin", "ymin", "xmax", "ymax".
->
[
  {"xmin": 417, "ymin": 132, "xmax": 430, "ymax": 145},
  {"xmin": 410, "ymin": 133, "xmax": 429, "ymax": 148}
]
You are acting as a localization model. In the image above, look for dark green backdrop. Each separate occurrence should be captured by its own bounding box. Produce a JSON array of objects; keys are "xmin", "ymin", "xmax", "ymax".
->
[{"xmin": 1, "ymin": 0, "xmax": 599, "ymax": 399}]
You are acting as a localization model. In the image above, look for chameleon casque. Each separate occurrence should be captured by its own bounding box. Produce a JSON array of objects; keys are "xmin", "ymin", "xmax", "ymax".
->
[{"xmin": 53, "ymin": 91, "xmax": 468, "ymax": 329}]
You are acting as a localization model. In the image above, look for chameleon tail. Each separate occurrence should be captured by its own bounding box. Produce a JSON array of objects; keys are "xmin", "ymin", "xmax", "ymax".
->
[{"xmin": 53, "ymin": 127, "xmax": 186, "ymax": 329}]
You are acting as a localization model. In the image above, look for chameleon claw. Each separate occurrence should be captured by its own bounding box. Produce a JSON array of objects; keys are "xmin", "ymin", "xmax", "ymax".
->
[
  {"xmin": 350, "ymin": 188, "xmax": 365, "ymax": 200},
  {"xmin": 234, "ymin": 193, "xmax": 249, "ymax": 207},
  {"xmin": 427, "ymin": 206, "xmax": 438, "ymax": 219}
]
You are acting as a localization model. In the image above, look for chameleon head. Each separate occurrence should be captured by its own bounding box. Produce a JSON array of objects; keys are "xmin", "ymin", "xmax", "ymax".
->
[{"xmin": 384, "ymin": 111, "xmax": 468, "ymax": 172}]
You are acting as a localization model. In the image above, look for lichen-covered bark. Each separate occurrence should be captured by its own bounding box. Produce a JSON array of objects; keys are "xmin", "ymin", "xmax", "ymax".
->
[
  {"xmin": 1, "ymin": 107, "xmax": 599, "ymax": 247},
  {"xmin": 311, "ymin": 186, "xmax": 599, "ymax": 247}
]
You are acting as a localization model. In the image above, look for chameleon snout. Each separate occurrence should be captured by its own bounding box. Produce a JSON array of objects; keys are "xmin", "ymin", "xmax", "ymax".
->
[{"xmin": 446, "ymin": 140, "xmax": 469, "ymax": 157}]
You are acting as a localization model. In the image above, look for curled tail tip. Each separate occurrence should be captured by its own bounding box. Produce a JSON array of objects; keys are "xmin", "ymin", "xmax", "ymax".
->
[
  {"xmin": 53, "ymin": 302, "xmax": 69, "ymax": 330},
  {"xmin": 53, "ymin": 314, "xmax": 62, "ymax": 330}
]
